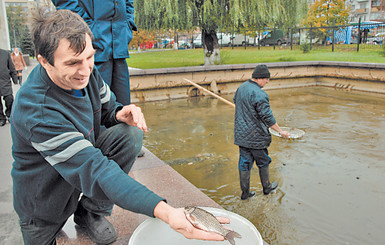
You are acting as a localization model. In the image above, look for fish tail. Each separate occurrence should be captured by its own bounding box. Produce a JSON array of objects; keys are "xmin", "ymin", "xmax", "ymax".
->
[{"xmin": 225, "ymin": 231, "xmax": 242, "ymax": 245}]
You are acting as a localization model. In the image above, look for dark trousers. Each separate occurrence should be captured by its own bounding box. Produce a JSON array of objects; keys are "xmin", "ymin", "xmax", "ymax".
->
[
  {"xmin": 20, "ymin": 124, "xmax": 143, "ymax": 245},
  {"xmin": 0, "ymin": 94, "xmax": 14, "ymax": 120},
  {"xmin": 16, "ymin": 70, "xmax": 23, "ymax": 85},
  {"xmin": 238, "ymin": 146, "xmax": 271, "ymax": 171},
  {"xmin": 95, "ymin": 59, "xmax": 131, "ymax": 105}
]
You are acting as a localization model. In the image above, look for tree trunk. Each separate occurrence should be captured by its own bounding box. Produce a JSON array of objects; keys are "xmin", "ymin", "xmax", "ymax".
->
[{"xmin": 202, "ymin": 30, "xmax": 221, "ymax": 66}]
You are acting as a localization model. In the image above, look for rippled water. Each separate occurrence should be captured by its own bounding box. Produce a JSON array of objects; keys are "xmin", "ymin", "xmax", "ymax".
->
[{"xmin": 139, "ymin": 87, "xmax": 385, "ymax": 245}]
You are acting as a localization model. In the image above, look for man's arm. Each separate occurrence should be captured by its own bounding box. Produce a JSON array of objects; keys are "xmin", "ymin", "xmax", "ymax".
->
[
  {"xmin": 270, "ymin": 123, "xmax": 290, "ymax": 138},
  {"xmin": 8, "ymin": 53, "xmax": 17, "ymax": 84},
  {"xmin": 126, "ymin": 0, "xmax": 138, "ymax": 31}
]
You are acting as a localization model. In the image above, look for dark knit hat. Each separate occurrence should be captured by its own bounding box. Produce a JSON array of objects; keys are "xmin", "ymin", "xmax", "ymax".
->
[{"xmin": 252, "ymin": 64, "xmax": 270, "ymax": 79}]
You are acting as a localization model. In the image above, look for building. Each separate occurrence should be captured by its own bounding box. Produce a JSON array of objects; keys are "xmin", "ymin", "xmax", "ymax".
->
[{"xmin": 346, "ymin": 0, "xmax": 385, "ymax": 22}]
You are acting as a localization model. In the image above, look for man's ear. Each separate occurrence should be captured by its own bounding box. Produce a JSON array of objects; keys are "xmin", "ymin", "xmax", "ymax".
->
[{"xmin": 37, "ymin": 55, "xmax": 52, "ymax": 70}]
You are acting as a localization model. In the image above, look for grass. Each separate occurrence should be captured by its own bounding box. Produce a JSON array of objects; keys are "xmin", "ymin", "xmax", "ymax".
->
[{"xmin": 126, "ymin": 45, "xmax": 385, "ymax": 69}]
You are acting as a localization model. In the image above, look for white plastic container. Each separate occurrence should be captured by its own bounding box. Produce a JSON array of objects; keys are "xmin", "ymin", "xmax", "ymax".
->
[{"xmin": 129, "ymin": 207, "xmax": 263, "ymax": 245}]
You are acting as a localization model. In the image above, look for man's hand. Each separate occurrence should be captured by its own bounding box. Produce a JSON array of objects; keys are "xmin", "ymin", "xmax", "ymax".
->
[
  {"xmin": 116, "ymin": 104, "xmax": 147, "ymax": 132},
  {"xmin": 154, "ymin": 201, "xmax": 228, "ymax": 241},
  {"xmin": 279, "ymin": 130, "xmax": 290, "ymax": 138}
]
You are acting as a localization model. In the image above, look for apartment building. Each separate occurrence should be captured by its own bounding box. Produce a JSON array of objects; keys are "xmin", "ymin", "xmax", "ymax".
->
[{"xmin": 346, "ymin": 0, "xmax": 385, "ymax": 22}]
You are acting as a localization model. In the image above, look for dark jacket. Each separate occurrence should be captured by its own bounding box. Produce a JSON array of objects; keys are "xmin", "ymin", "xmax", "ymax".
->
[
  {"xmin": 233, "ymin": 79, "xmax": 277, "ymax": 149},
  {"xmin": 0, "ymin": 49, "xmax": 17, "ymax": 96},
  {"xmin": 53, "ymin": 0, "xmax": 137, "ymax": 62}
]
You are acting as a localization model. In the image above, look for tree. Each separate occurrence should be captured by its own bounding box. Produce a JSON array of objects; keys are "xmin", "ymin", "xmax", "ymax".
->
[
  {"xmin": 6, "ymin": 5, "xmax": 28, "ymax": 49},
  {"xmin": 20, "ymin": 27, "xmax": 35, "ymax": 57},
  {"xmin": 135, "ymin": 0, "xmax": 306, "ymax": 65},
  {"xmin": 304, "ymin": 0, "xmax": 350, "ymax": 44}
]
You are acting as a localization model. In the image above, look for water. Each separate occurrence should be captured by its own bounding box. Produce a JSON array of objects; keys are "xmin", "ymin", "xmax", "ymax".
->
[{"xmin": 139, "ymin": 87, "xmax": 385, "ymax": 245}]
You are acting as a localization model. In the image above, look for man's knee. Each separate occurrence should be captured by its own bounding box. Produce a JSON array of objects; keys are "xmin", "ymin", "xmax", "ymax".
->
[{"xmin": 96, "ymin": 124, "xmax": 143, "ymax": 170}]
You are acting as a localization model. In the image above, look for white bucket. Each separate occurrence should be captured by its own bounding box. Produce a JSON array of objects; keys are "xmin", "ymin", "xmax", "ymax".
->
[{"xmin": 129, "ymin": 207, "xmax": 263, "ymax": 245}]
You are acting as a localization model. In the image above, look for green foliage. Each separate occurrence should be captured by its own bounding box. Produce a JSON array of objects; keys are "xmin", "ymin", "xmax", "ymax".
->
[
  {"xmin": 135, "ymin": 0, "xmax": 307, "ymax": 34},
  {"xmin": 19, "ymin": 27, "xmax": 35, "ymax": 57},
  {"xmin": 300, "ymin": 43, "xmax": 310, "ymax": 53},
  {"xmin": 304, "ymin": 0, "xmax": 349, "ymax": 43},
  {"xmin": 6, "ymin": 5, "xmax": 28, "ymax": 48}
]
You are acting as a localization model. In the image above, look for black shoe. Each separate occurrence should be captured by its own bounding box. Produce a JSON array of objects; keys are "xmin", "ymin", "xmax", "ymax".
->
[
  {"xmin": 138, "ymin": 148, "xmax": 145, "ymax": 157},
  {"xmin": 241, "ymin": 191, "xmax": 256, "ymax": 200},
  {"xmin": 74, "ymin": 204, "xmax": 117, "ymax": 244},
  {"xmin": 263, "ymin": 181, "xmax": 278, "ymax": 195},
  {"xmin": 0, "ymin": 120, "xmax": 5, "ymax": 127}
]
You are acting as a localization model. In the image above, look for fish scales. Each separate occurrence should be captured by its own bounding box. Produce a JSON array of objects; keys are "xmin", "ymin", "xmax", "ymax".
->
[{"xmin": 184, "ymin": 206, "xmax": 242, "ymax": 245}]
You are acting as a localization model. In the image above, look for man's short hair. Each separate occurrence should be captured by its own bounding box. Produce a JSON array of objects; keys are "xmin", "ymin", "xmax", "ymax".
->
[{"xmin": 31, "ymin": 9, "xmax": 94, "ymax": 66}]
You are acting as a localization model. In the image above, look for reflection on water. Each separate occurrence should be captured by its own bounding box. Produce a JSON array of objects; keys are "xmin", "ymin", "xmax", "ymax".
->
[{"xmin": 139, "ymin": 87, "xmax": 385, "ymax": 245}]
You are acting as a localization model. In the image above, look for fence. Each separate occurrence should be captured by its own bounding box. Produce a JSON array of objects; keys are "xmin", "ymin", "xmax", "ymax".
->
[{"xmin": 132, "ymin": 20, "xmax": 385, "ymax": 52}]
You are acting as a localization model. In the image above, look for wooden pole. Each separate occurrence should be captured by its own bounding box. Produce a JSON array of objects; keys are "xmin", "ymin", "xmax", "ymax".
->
[{"xmin": 183, "ymin": 78, "xmax": 235, "ymax": 108}]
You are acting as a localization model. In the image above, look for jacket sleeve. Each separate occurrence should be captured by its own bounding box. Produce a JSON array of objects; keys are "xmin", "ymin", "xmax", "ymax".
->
[
  {"xmin": 27, "ymin": 119, "xmax": 163, "ymax": 217},
  {"xmin": 255, "ymin": 93, "xmax": 276, "ymax": 128},
  {"xmin": 126, "ymin": 0, "xmax": 138, "ymax": 31},
  {"xmin": 8, "ymin": 53, "xmax": 17, "ymax": 84},
  {"xmin": 52, "ymin": 0, "xmax": 94, "ymax": 25}
]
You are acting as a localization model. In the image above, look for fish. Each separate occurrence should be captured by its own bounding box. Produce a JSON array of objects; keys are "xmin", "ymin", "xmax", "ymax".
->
[{"xmin": 184, "ymin": 206, "xmax": 242, "ymax": 245}]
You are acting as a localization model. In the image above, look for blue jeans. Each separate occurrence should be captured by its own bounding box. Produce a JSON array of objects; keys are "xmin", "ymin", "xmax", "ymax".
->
[
  {"xmin": 20, "ymin": 123, "xmax": 142, "ymax": 244},
  {"xmin": 238, "ymin": 146, "xmax": 271, "ymax": 171},
  {"xmin": 95, "ymin": 58, "xmax": 131, "ymax": 105}
]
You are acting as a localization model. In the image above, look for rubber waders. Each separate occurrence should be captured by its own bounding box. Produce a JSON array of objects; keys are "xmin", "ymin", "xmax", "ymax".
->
[
  {"xmin": 239, "ymin": 170, "xmax": 256, "ymax": 200},
  {"xmin": 259, "ymin": 165, "xmax": 278, "ymax": 195}
]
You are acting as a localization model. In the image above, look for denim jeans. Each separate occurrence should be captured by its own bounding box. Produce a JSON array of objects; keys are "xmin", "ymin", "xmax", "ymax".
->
[
  {"xmin": 19, "ymin": 123, "xmax": 143, "ymax": 244},
  {"xmin": 238, "ymin": 146, "xmax": 271, "ymax": 171}
]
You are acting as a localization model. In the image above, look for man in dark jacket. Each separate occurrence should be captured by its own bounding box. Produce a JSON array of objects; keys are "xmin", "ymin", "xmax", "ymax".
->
[
  {"xmin": 233, "ymin": 64, "xmax": 290, "ymax": 200},
  {"xmin": 0, "ymin": 48, "xmax": 17, "ymax": 126}
]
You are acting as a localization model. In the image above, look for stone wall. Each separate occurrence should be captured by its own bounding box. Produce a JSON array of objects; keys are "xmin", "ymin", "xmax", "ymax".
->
[{"xmin": 129, "ymin": 61, "xmax": 385, "ymax": 103}]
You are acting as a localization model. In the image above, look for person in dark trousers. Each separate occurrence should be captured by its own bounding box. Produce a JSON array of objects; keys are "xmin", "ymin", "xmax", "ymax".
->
[
  {"xmin": 11, "ymin": 9, "xmax": 227, "ymax": 245},
  {"xmin": 233, "ymin": 64, "xmax": 290, "ymax": 200},
  {"xmin": 0, "ymin": 48, "xmax": 17, "ymax": 126}
]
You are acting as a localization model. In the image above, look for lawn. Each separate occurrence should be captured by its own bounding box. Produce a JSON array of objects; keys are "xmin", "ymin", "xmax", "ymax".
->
[{"xmin": 126, "ymin": 45, "xmax": 385, "ymax": 69}]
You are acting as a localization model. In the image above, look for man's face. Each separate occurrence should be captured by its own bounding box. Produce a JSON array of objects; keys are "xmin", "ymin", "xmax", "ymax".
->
[
  {"xmin": 256, "ymin": 78, "xmax": 269, "ymax": 88},
  {"xmin": 40, "ymin": 34, "xmax": 95, "ymax": 90}
]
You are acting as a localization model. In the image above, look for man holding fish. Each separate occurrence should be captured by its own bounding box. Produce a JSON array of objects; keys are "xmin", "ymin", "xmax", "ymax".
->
[{"xmin": 10, "ymin": 9, "xmax": 231, "ymax": 245}]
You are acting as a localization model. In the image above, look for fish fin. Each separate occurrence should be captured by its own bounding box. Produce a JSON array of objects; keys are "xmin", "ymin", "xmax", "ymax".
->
[{"xmin": 225, "ymin": 231, "xmax": 241, "ymax": 245}]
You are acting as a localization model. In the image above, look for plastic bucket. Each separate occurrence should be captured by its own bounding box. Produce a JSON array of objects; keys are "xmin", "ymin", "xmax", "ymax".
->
[{"xmin": 129, "ymin": 207, "xmax": 263, "ymax": 245}]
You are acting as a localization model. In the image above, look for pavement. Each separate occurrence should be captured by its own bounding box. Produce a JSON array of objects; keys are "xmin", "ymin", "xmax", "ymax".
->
[{"xmin": 0, "ymin": 59, "xmax": 223, "ymax": 245}]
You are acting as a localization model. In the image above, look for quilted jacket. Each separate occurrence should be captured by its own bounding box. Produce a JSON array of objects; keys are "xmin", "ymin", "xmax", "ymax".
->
[{"xmin": 233, "ymin": 79, "xmax": 276, "ymax": 149}]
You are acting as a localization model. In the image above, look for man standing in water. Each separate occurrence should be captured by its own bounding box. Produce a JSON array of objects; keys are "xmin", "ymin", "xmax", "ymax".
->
[
  {"xmin": 233, "ymin": 64, "xmax": 290, "ymax": 200},
  {"xmin": 11, "ymin": 9, "xmax": 227, "ymax": 244}
]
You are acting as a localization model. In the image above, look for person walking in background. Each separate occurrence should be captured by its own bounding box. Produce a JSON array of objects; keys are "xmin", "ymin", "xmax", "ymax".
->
[
  {"xmin": 0, "ymin": 49, "xmax": 17, "ymax": 126},
  {"xmin": 52, "ymin": 0, "xmax": 136, "ymax": 105},
  {"xmin": 233, "ymin": 64, "xmax": 290, "ymax": 200},
  {"xmin": 11, "ymin": 47, "xmax": 27, "ymax": 85}
]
